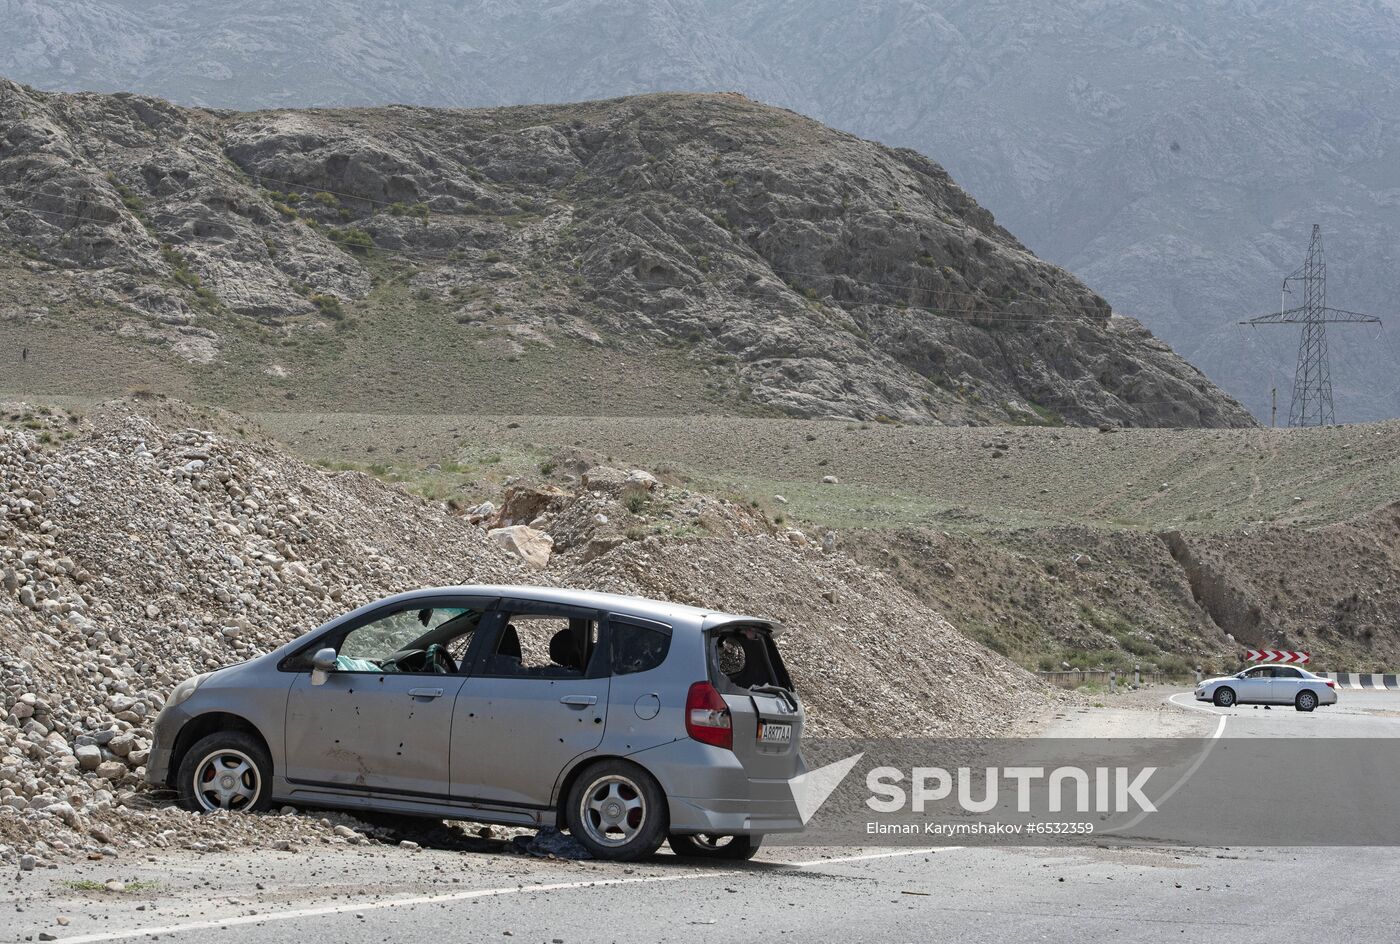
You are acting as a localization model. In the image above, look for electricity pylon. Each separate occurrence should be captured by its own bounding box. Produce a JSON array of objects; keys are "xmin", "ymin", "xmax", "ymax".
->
[{"xmin": 1240, "ymin": 225, "xmax": 1381, "ymax": 426}]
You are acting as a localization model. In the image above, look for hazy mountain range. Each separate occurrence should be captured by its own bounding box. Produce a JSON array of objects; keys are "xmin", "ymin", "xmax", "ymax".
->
[{"xmin": 4, "ymin": 0, "xmax": 1399, "ymax": 422}]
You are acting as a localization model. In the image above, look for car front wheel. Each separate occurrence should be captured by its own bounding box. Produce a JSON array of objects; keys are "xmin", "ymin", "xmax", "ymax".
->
[
  {"xmin": 1296, "ymin": 690, "xmax": 1318, "ymax": 712},
  {"xmin": 668, "ymin": 833, "xmax": 762, "ymax": 860},
  {"xmin": 565, "ymin": 759, "xmax": 667, "ymax": 861},
  {"xmin": 1213, "ymin": 687, "xmax": 1236, "ymax": 708},
  {"xmin": 177, "ymin": 731, "xmax": 274, "ymax": 814}
]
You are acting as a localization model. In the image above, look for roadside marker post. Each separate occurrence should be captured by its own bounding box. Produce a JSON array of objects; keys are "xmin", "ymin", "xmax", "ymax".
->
[
  {"xmin": 1109, "ymin": 670, "xmax": 1116, "ymax": 693},
  {"xmin": 1134, "ymin": 664, "xmax": 1141, "ymax": 687}
]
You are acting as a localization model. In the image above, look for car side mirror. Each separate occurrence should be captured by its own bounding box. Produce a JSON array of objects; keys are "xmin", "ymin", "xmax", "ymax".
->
[
  {"xmin": 310, "ymin": 647, "xmax": 338, "ymax": 686},
  {"xmin": 1235, "ymin": 671, "xmax": 1247, "ymax": 678}
]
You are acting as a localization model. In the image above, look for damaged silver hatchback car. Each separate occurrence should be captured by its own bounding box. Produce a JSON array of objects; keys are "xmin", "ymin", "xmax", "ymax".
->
[{"xmin": 146, "ymin": 586, "xmax": 806, "ymax": 860}]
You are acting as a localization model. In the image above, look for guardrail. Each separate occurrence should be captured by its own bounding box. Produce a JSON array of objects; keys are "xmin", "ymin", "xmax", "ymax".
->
[
  {"xmin": 1037, "ymin": 668, "xmax": 1400, "ymax": 692},
  {"xmin": 1036, "ymin": 669, "xmax": 1195, "ymax": 690},
  {"xmin": 1313, "ymin": 672, "xmax": 1400, "ymax": 690}
]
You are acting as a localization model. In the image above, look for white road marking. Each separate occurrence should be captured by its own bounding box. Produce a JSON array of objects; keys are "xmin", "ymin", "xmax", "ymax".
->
[
  {"xmin": 784, "ymin": 846, "xmax": 963, "ymax": 867},
  {"xmin": 1168, "ymin": 692, "xmax": 1231, "ymax": 716},
  {"xmin": 53, "ymin": 847, "xmax": 965, "ymax": 942},
  {"xmin": 1103, "ymin": 697, "xmax": 1227, "ymax": 834},
  {"xmin": 54, "ymin": 872, "xmax": 731, "ymax": 943}
]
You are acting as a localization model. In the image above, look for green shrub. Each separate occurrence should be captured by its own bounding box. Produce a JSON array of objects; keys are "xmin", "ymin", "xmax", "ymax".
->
[
  {"xmin": 309, "ymin": 294, "xmax": 344, "ymax": 318},
  {"xmin": 389, "ymin": 201, "xmax": 430, "ymax": 221},
  {"xmin": 160, "ymin": 245, "xmax": 217, "ymax": 304},
  {"xmin": 328, "ymin": 228, "xmax": 374, "ymax": 254}
]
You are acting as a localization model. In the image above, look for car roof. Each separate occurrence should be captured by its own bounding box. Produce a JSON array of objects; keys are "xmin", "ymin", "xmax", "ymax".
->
[{"xmin": 356, "ymin": 584, "xmax": 770, "ymax": 632}]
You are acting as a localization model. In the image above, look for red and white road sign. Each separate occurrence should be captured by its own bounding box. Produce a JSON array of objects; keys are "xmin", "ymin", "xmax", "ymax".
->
[{"xmin": 1242, "ymin": 649, "xmax": 1310, "ymax": 664}]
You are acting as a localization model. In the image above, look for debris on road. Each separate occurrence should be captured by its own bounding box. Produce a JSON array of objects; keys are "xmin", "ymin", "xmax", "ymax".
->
[{"xmin": 512, "ymin": 827, "xmax": 592, "ymax": 860}]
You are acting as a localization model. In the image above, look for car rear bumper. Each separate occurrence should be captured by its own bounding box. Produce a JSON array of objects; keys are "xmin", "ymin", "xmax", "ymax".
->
[
  {"xmin": 668, "ymin": 793, "xmax": 805, "ymax": 834},
  {"xmin": 626, "ymin": 738, "xmax": 806, "ymax": 835}
]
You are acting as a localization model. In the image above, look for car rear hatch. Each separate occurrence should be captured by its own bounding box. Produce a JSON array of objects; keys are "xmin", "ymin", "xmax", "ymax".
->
[{"xmin": 705, "ymin": 618, "xmax": 804, "ymax": 781}]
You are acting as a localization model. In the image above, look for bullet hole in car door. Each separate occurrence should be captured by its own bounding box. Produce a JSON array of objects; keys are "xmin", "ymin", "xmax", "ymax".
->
[
  {"xmin": 283, "ymin": 601, "xmax": 489, "ymax": 795},
  {"xmin": 450, "ymin": 606, "xmax": 609, "ymax": 808}
]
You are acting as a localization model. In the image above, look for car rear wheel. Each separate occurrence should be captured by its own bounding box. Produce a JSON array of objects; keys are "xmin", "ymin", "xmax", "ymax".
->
[
  {"xmin": 1296, "ymin": 690, "xmax": 1318, "ymax": 712},
  {"xmin": 668, "ymin": 832, "xmax": 762, "ymax": 860},
  {"xmin": 177, "ymin": 731, "xmax": 273, "ymax": 814},
  {"xmin": 1213, "ymin": 687, "xmax": 1236, "ymax": 708},
  {"xmin": 565, "ymin": 759, "xmax": 667, "ymax": 861}
]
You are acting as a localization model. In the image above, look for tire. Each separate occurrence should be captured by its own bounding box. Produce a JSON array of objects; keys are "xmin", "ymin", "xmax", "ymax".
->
[
  {"xmin": 176, "ymin": 731, "xmax": 274, "ymax": 814},
  {"xmin": 1296, "ymin": 690, "xmax": 1318, "ymax": 712},
  {"xmin": 668, "ymin": 833, "xmax": 762, "ymax": 861},
  {"xmin": 1213, "ymin": 687, "xmax": 1236, "ymax": 708},
  {"xmin": 565, "ymin": 759, "xmax": 668, "ymax": 861}
]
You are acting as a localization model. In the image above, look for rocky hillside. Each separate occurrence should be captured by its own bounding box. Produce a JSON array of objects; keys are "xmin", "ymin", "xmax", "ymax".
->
[
  {"xmin": 0, "ymin": 398, "xmax": 1050, "ymax": 863},
  {"xmin": 0, "ymin": 79, "xmax": 1252, "ymax": 428},
  {"xmin": 6, "ymin": 0, "xmax": 1395, "ymax": 423},
  {"xmin": 250, "ymin": 409, "xmax": 1400, "ymax": 675}
]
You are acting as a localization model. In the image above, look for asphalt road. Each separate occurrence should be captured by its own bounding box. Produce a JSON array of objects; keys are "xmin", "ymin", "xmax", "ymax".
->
[
  {"xmin": 8, "ymin": 688, "xmax": 1399, "ymax": 944},
  {"xmin": 1168, "ymin": 688, "xmax": 1400, "ymax": 738}
]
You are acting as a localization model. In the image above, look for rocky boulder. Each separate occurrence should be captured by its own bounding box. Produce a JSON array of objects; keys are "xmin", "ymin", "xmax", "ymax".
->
[{"xmin": 486, "ymin": 525, "xmax": 554, "ymax": 569}]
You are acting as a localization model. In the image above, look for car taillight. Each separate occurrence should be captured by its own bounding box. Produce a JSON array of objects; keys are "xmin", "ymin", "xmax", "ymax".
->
[
  {"xmin": 685, "ymin": 681, "xmax": 733, "ymax": 750},
  {"xmin": 1326, "ymin": 680, "xmax": 1336, "ymax": 689}
]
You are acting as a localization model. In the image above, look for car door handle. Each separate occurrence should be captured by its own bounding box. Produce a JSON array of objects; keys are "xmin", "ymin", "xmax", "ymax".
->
[
  {"xmin": 560, "ymin": 695, "xmax": 597, "ymax": 707},
  {"xmin": 408, "ymin": 687, "xmax": 444, "ymax": 699}
]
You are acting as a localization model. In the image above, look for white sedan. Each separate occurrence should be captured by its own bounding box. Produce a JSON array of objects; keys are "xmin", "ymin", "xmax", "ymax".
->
[{"xmin": 1195, "ymin": 664, "xmax": 1338, "ymax": 711}]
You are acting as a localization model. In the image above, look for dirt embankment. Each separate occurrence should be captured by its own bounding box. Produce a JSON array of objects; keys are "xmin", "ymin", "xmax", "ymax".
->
[
  {"xmin": 845, "ymin": 508, "xmax": 1400, "ymax": 676},
  {"xmin": 0, "ymin": 400, "xmax": 1053, "ymax": 867}
]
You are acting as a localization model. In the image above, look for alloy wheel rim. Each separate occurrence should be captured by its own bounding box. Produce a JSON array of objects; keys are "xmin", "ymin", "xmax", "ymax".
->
[
  {"xmin": 579, "ymin": 774, "xmax": 646, "ymax": 847},
  {"xmin": 1301, "ymin": 693, "xmax": 1315, "ymax": 708},
  {"xmin": 193, "ymin": 748, "xmax": 260, "ymax": 812},
  {"xmin": 694, "ymin": 834, "xmax": 735, "ymax": 850}
]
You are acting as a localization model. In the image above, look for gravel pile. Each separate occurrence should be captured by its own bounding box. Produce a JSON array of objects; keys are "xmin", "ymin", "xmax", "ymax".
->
[
  {"xmin": 0, "ymin": 400, "xmax": 1052, "ymax": 868},
  {"xmin": 0, "ymin": 402, "xmax": 525, "ymax": 866}
]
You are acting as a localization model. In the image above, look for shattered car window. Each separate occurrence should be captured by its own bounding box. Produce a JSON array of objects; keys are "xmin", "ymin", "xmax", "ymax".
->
[
  {"xmin": 710, "ymin": 624, "xmax": 794, "ymax": 693},
  {"xmin": 485, "ymin": 615, "xmax": 596, "ymax": 678},
  {"xmin": 334, "ymin": 606, "xmax": 478, "ymax": 674}
]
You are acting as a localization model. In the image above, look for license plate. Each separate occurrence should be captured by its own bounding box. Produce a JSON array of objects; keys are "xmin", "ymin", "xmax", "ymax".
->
[{"xmin": 758, "ymin": 721, "xmax": 792, "ymax": 744}]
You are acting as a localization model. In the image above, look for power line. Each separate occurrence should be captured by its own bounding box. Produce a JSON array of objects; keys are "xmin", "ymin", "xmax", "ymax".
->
[{"xmin": 1238, "ymin": 225, "xmax": 1386, "ymax": 426}]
